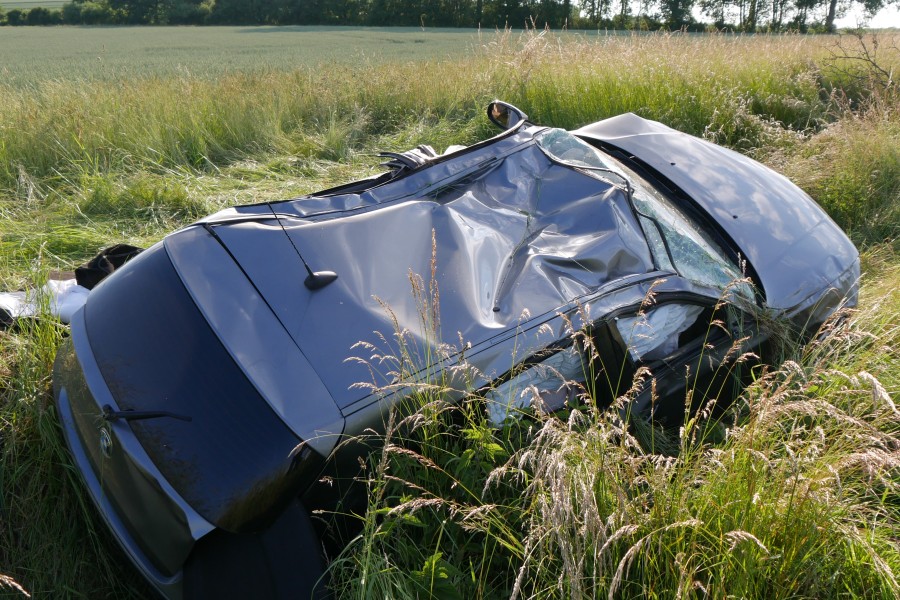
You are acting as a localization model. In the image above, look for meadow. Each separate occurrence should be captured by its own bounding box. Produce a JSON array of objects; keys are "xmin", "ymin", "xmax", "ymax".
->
[
  {"xmin": 1, "ymin": 0, "xmax": 66, "ymax": 10},
  {"xmin": 0, "ymin": 28, "xmax": 899, "ymax": 598},
  {"xmin": 0, "ymin": 25, "xmax": 485, "ymax": 87},
  {"xmin": 0, "ymin": 25, "xmax": 716, "ymax": 88}
]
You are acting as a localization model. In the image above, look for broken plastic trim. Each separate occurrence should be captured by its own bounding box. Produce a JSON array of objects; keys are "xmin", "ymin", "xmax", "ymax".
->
[{"xmin": 485, "ymin": 344, "xmax": 584, "ymax": 424}]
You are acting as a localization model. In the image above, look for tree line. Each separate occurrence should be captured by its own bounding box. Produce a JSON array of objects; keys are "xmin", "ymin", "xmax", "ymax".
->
[{"xmin": 0, "ymin": 0, "xmax": 895, "ymax": 32}]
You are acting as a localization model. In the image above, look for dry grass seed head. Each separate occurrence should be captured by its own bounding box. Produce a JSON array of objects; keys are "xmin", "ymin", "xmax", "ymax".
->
[
  {"xmin": 836, "ymin": 448, "xmax": 900, "ymax": 490},
  {"xmin": 856, "ymin": 370, "xmax": 898, "ymax": 416},
  {"xmin": 607, "ymin": 522, "xmax": 709, "ymax": 600},
  {"xmin": 725, "ymin": 529, "xmax": 770, "ymax": 554},
  {"xmin": 0, "ymin": 575, "xmax": 29, "ymax": 599},
  {"xmin": 386, "ymin": 497, "xmax": 446, "ymax": 518}
]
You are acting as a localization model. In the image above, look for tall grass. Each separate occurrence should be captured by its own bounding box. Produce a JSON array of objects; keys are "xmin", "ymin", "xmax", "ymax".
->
[
  {"xmin": 0, "ymin": 32, "xmax": 885, "ymax": 189},
  {"xmin": 326, "ymin": 267, "xmax": 900, "ymax": 599},
  {"xmin": 2, "ymin": 31, "xmax": 896, "ymax": 264},
  {"xmin": 11, "ymin": 32, "xmax": 894, "ymax": 178},
  {"xmin": 0, "ymin": 270, "xmax": 151, "ymax": 598},
  {"xmin": 1, "ymin": 30, "xmax": 899, "ymax": 597},
  {"xmin": 770, "ymin": 108, "xmax": 900, "ymax": 244}
]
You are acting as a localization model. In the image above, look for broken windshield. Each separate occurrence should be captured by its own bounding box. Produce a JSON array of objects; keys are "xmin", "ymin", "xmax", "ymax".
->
[
  {"xmin": 609, "ymin": 156, "xmax": 750, "ymax": 298},
  {"xmin": 633, "ymin": 176, "xmax": 746, "ymax": 294},
  {"xmin": 535, "ymin": 128, "xmax": 632, "ymax": 190},
  {"xmin": 536, "ymin": 128, "xmax": 748, "ymax": 297},
  {"xmin": 535, "ymin": 128, "xmax": 613, "ymax": 170}
]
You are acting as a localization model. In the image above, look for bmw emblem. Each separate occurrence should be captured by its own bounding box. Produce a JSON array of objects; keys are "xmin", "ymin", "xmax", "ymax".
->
[{"xmin": 99, "ymin": 427, "xmax": 113, "ymax": 459}]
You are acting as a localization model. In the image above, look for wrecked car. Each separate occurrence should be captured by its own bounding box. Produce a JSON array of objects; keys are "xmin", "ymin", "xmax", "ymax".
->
[{"xmin": 52, "ymin": 101, "xmax": 859, "ymax": 599}]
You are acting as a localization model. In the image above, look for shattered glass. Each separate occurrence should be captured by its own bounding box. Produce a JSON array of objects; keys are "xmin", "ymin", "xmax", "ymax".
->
[
  {"xmin": 615, "ymin": 303, "xmax": 706, "ymax": 361},
  {"xmin": 535, "ymin": 128, "xmax": 613, "ymax": 170},
  {"xmin": 485, "ymin": 345, "xmax": 585, "ymax": 424},
  {"xmin": 534, "ymin": 128, "xmax": 742, "ymax": 295},
  {"xmin": 609, "ymin": 158, "xmax": 750, "ymax": 298}
]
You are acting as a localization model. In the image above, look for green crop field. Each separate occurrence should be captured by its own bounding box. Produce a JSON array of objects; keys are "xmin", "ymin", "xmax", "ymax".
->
[
  {"xmin": 0, "ymin": 25, "xmax": 493, "ymax": 87},
  {"xmin": 0, "ymin": 28, "xmax": 899, "ymax": 599},
  {"xmin": 0, "ymin": 25, "xmax": 690, "ymax": 88},
  {"xmin": 1, "ymin": 0, "xmax": 66, "ymax": 9}
]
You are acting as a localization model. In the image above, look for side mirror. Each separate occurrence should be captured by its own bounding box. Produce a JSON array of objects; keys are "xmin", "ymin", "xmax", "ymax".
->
[{"xmin": 487, "ymin": 100, "xmax": 528, "ymax": 130}]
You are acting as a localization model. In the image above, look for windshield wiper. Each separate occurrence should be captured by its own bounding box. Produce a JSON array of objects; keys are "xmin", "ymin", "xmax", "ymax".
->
[{"xmin": 102, "ymin": 404, "xmax": 192, "ymax": 423}]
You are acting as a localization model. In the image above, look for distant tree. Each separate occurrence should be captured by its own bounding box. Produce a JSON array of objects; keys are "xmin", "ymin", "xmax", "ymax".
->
[
  {"xmin": 25, "ymin": 6, "xmax": 62, "ymax": 24},
  {"xmin": 6, "ymin": 8, "xmax": 24, "ymax": 24},
  {"xmin": 292, "ymin": 0, "xmax": 329, "ymax": 23},
  {"xmin": 40, "ymin": 0, "xmax": 900, "ymax": 29},
  {"xmin": 532, "ymin": 0, "xmax": 564, "ymax": 27},
  {"xmin": 698, "ymin": 0, "xmax": 727, "ymax": 27},
  {"xmin": 743, "ymin": 0, "xmax": 758, "ymax": 29},
  {"xmin": 659, "ymin": 0, "xmax": 694, "ymax": 27},
  {"xmin": 25, "ymin": 6, "xmax": 45, "ymax": 24},
  {"xmin": 62, "ymin": 1, "xmax": 84, "ymax": 23},
  {"xmin": 480, "ymin": 0, "xmax": 534, "ymax": 27},
  {"xmin": 327, "ymin": 0, "xmax": 366, "ymax": 24},
  {"xmin": 364, "ymin": 0, "xmax": 407, "ymax": 25},
  {"xmin": 768, "ymin": 0, "xmax": 791, "ymax": 29},
  {"xmin": 580, "ymin": 0, "xmax": 612, "ymax": 26},
  {"xmin": 107, "ymin": 0, "xmax": 168, "ymax": 23},
  {"xmin": 83, "ymin": 1, "xmax": 117, "ymax": 23},
  {"xmin": 426, "ymin": 0, "xmax": 477, "ymax": 26},
  {"xmin": 610, "ymin": 0, "xmax": 630, "ymax": 27},
  {"xmin": 166, "ymin": 0, "xmax": 210, "ymax": 23},
  {"xmin": 209, "ymin": 0, "xmax": 288, "ymax": 24},
  {"xmin": 820, "ymin": 0, "xmax": 898, "ymax": 32},
  {"xmin": 824, "ymin": 0, "xmax": 842, "ymax": 30}
]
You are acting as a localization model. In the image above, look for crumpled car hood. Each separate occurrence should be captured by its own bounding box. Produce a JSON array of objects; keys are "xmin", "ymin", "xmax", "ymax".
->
[
  {"xmin": 574, "ymin": 113, "xmax": 859, "ymax": 316},
  {"xmin": 203, "ymin": 127, "xmax": 654, "ymax": 409}
]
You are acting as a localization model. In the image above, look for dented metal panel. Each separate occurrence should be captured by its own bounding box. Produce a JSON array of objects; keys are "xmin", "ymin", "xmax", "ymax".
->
[{"xmin": 209, "ymin": 133, "xmax": 655, "ymax": 409}]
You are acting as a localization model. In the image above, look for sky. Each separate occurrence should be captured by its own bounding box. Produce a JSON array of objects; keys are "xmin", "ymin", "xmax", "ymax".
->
[{"xmin": 835, "ymin": 4, "xmax": 900, "ymax": 28}]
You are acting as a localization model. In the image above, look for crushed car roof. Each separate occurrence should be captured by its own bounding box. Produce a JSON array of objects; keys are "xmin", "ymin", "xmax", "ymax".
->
[
  {"xmin": 192, "ymin": 126, "xmax": 656, "ymax": 410},
  {"xmin": 175, "ymin": 116, "xmax": 857, "ymax": 415}
]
